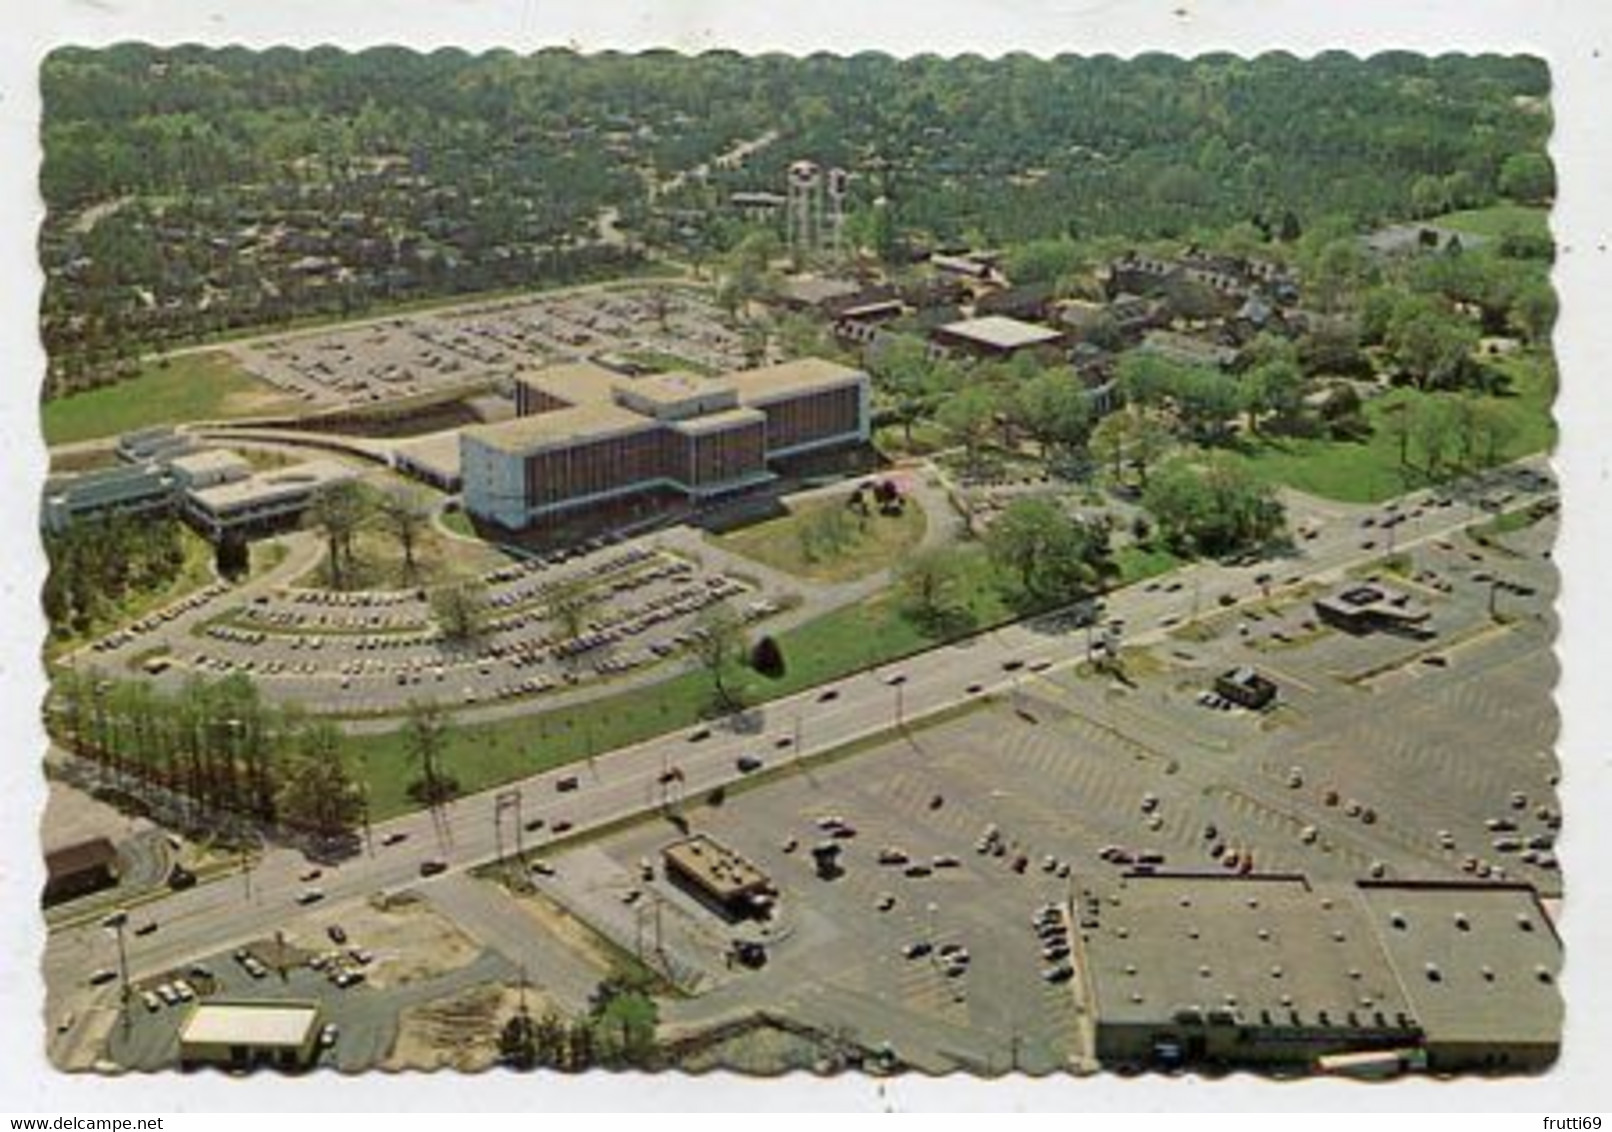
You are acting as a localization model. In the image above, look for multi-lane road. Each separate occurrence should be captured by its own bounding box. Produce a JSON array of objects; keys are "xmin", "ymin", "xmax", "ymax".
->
[{"xmin": 44, "ymin": 456, "xmax": 1555, "ymax": 1064}]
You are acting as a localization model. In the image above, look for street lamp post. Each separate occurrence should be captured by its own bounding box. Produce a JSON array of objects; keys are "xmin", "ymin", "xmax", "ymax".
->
[{"xmin": 102, "ymin": 908, "xmax": 131, "ymax": 1036}]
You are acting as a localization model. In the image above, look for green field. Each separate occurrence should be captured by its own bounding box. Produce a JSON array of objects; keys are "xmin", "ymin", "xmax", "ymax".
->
[
  {"xmin": 713, "ymin": 495, "xmax": 927, "ymax": 583},
  {"xmin": 1227, "ymin": 349, "xmax": 1555, "ymax": 504},
  {"xmin": 42, "ymin": 351, "xmax": 295, "ymax": 445},
  {"xmin": 1433, "ymin": 204, "xmax": 1551, "ymax": 241}
]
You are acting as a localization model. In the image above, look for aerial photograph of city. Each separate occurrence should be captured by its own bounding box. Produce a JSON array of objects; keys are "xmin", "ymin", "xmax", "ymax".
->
[{"xmin": 34, "ymin": 44, "xmax": 1564, "ymax": 1081}]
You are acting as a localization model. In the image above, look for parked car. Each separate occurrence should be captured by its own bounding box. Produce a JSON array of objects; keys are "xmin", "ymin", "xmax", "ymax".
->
[{"xmin": 418, "ymin": 859, "xmax": 447, "ymax": 878}]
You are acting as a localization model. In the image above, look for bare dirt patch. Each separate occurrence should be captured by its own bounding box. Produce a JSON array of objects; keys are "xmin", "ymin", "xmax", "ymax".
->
[
  {"xmin": 384, "ymin": 982, "xmax": 555, "ymax": 1071},
  {"xmin": 344, "ymin": 891, "xmax": 483, "ymax": 990}
]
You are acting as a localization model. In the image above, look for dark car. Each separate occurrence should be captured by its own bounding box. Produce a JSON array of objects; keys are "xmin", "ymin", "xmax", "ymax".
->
[
  {"xmin": 167, "ymin": 865, "xmax": 197, "ymax": 891},
  {"xmin": 327, "ymin": 925, "xmax": 348, "ymax": 945},
  {"xmin": 736, "ymin": 755, "xmax": 764, "ymax": 774},
  {"xmin": 418, "ymin": 859, "xmax": 448, "ymax": 878},
  {"xmin": 556, "ymin": 775, "xmax": 580, "ymax": 792},
  {"xmin": 381, "ymin": 831, "xmax": 409, "ymax": 847}
]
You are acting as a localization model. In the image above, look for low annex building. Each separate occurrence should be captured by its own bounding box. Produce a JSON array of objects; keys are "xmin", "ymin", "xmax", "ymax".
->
[
  {"xmin": 931, "ymin": 314, "xmax": 1065, "ymax": 360},
  {"xmin": 183, "ymin": 457, "xmax": 358, "ymax": 542},
  {"xmin": 662, "ymin": 833, "xmax": 777, "ymax": 920},
  {"xmin": 1077, "ymin": 874, "xmax": 1561, "ymax": 1075},
  {"xmin": 461, "ymin": 358, "xmax": 870, "ymax": 531},
  {"xmin": 178, "ymin": 999, "xmax": 323, "ymax": 1071},
  {"xmin": 1313, "ymin": 582, "xmax": 1431, "ymax": 634},
  {"xmin": 42, "ymin": 836, "xmax": 121, "ymax": 905}
]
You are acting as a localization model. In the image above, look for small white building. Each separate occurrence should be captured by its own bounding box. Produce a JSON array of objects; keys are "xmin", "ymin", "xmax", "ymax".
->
[{"xmin": 178, "ymin": 999, "xmax": 322, "ymax": 1072}]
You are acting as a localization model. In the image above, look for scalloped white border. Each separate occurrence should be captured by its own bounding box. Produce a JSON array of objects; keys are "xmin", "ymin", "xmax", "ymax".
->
[{"xmin": 3, "ymin": 0, "xmax": 1608, "ymax": 1114}]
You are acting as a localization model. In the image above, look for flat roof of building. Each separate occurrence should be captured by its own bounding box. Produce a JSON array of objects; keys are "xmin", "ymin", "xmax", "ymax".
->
[
  {"xmin": 730, "ymin": 357, "xmax": 867, "ymax": 402},
  {"xmin": 392, "ymin": 430, "xmax": 464, "ymax": 480},
  {"xmin": 480, "ymin": 358, "xmax": 865, "ymax": 454},
  {"xmin": 44, "ymin": 836, "xmax": 119, "ymax": 881},
  {"xmin": 180, "ymin": 1000, "xmax": 321, "ymax": 1048},
  {"xmin": 1083, "ymin": 875, "xmax": 1415, "ymax": 1032},
  {"xmin": 1355, "ymin": 882, "xmax": 1562, "ymax": 1047},
  {"xmin": 188, "ymin": 458, "xmax": 357, "ymax": 513},
  {"xmin": 668, "ymin": 406, "xmax": 768, "ymax": 437},
  {"xmin": 662, "ymin": 834, "xmax": 772, "ymax": 901},
  {"xmin": 465, "ymin": 400, "xmax": 657, "ymax": 455},
  {"xmin": 168, "ymin": 449, "xmax": 253, "ymax": 477},
  {"xmin": 516, "ymin": 361, "xmax": 623, "ymax": 407},
  {"xmin": 936, "ymin": 315, "xmax": 1064, "ymax": 351},
  {"xmin": 1314, "ymin": 583, "xmax": 1430, "ymax": 623}
]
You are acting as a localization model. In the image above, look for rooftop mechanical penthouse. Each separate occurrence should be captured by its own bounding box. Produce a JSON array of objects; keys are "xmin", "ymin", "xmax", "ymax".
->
[{"xmin": 460, "ymin": 357, "xmax": 871, "ymax": 531}]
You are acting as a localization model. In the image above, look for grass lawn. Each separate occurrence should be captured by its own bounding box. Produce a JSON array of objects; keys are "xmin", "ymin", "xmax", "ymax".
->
[
  {"xmin": 1113, "ymin": 543, "xmax": 1185, "ymax": 585},
  {"xmin": 42, "ymin": 351, "xmax": 296, "ymax": 446},
  {"xmin": 1433, "ymin": 204, "xmax": 1551, "ymax": 241},
  {"xmin": 1226, "ymin": 348, "xmax": 1555, "ymax": 504},
  {"xmin": 347, "ymin": 545, "xmax": 1022, "ymax": 819},
  {"xmin": 713, "ymin": 495, "xmax": 927, "ymax": 583},
  {"xmin": 296, "ymin": 522, "xmax": 508, "ymax": 592},
  {"xmin": 438, "ymin": 508, "xmax": 477, "ymax": 539}
]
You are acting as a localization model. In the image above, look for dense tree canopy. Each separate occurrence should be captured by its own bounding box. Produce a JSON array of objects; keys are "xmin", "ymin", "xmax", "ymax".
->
[{"xmin": 39, "ymin": 47, "xmax": 1552, "ymax": 395}]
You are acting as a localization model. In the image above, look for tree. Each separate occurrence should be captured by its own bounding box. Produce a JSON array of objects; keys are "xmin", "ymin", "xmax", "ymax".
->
[
  {"xmin": 1408, "ymin": 395, "xmax": 1460, "ymax": 478},
  {"xmin": 377, "ymin": 486, "xmax": 433, "ymax": 582},
  {"xmin": 1143, "ymin": 454, "xmax": 1287, "ymax": 557},
  {"xmin": 403, "ymin": 698, "xmax": 456, "ymax": 806},
  {"xmin": 1242, "ymin": 355, "xmax": 1307, "ymax": 434},
  {"xmin": 430, "ymin": 575, "xmax": 489, "ymax": 642},
  {"xmin": 276, "ymin": 719, "xmax": 364, "ymax": 838},
  {"xmin": 1090, "ymin": 405, "xmax": 1172, "ymax": 487},
  {"xmin": 985, "ymin": 497, "xmax": 1108, "ymax": 608},
  {"xmin": 894, "ymin": 547, "xmax": 972, "ymax": 631},
  {"xmin": 309, "ymin": 481, "xmax": 370, "ymax": 591},
  {"xmin": 1509, "ymin": 279, "xmax": 1557, "ymax": 345},
  {"xmin": 544, "ymin": 575, "xmax": 599, "ymax": 648},
  {"xmin": 936, "ymin": 383, "xmax": 999, "ymax": 477},
  {"xmin": 500, "ymin": 1007, "xmax": 540, "ymax": 1070},
  {"xmin": 1171, "ymin": 366, "xmax": 1243, "ymax": 444},
  {"xmin": 691, "ymin": 601, "xmax": 747, "ymax": 712},
  {"xmin": 750, "ymin": 635, "xmax": 786, "ymax": 680},
  {"xmin": 1013, "ymin": 370, "xmax": 1093, "ymax": 469},
  {"xmin": 1385, "ymin": 294, "xmax": 1480, "ymax": 390},
  {"xmin": 868, "ymin": 335, "xmax": 939, "ymax": 446},
  {"xmin": 588, "ymin": 974, "xmax": 660, "ymax": 1068},
  {"xmin": 1498, "ymin": 152, "xmax": 1555, "ymax": 204}
]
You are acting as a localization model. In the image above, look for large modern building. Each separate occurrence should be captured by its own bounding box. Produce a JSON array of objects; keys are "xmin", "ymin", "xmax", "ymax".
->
[
  {"xmin": 1077, "ymin": 873, "xmax": 1561, "ymax": 1075},
  {"xmin": 461, "ymin": 358, "xmax": 870, "ymax": 531}
]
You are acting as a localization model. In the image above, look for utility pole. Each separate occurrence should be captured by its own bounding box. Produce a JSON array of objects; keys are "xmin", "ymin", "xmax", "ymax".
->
[{"xmin": 102, "ymin": 909, "xmax": 131, "ymax": 1037}]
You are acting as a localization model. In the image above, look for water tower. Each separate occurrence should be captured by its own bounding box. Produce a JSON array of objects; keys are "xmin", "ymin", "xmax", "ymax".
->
[{"xmin": 786, "ymin": 160, "xmax": 824, "ymax": 262}]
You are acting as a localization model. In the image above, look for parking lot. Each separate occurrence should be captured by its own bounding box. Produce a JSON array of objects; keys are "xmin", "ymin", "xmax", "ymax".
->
[
  {"xmin": 100, "ymin": 891, "xmax": 518, "ymax": 1073},
  {"xmin": 517, "ymin": 505, "xmax": 1558, "ymax": 1072},
  {"xmin": 85, "ymin": 533, "xmax": 791, "ymax": 714},
  {"xmin": 230, "ymin": 285, "xmax": 746, "ymax": 408}
]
